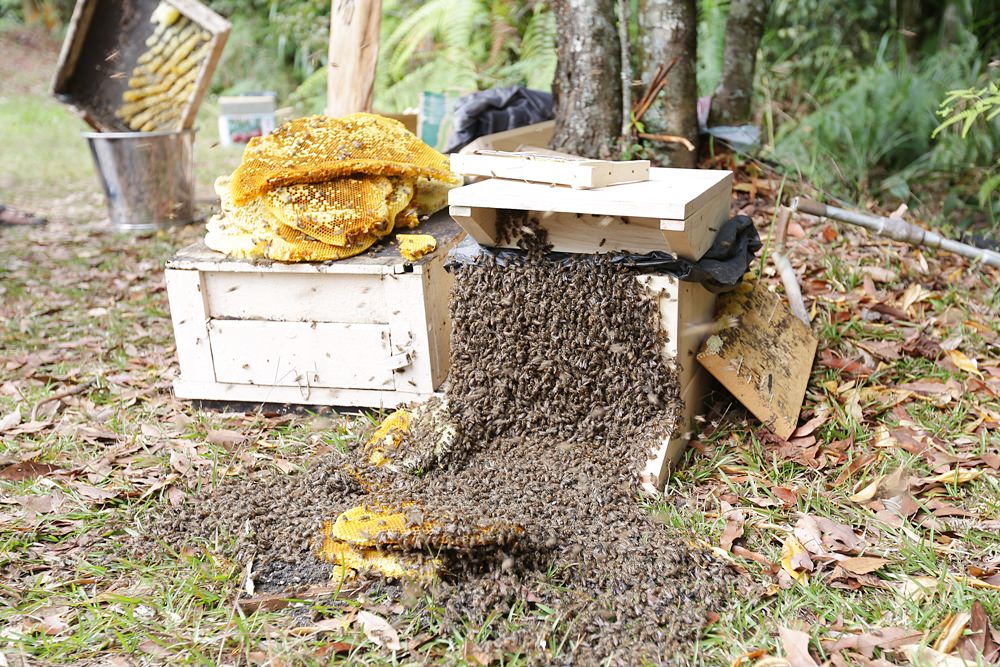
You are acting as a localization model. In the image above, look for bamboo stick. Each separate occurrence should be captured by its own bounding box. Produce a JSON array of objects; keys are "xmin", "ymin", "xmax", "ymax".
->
[{"xmin": 792, "ymin": 197, "xmax": 1000, "ymax": 269}]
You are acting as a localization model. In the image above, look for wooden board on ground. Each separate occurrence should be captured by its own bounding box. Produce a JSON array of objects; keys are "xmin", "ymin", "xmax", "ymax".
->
[
  {"xmin": 451, "ymin": 151, "xmax": 650, "ymax": 189},
  {"xmin": 696, "ymin": 282, "xmax": 817, "ymax": 439}
]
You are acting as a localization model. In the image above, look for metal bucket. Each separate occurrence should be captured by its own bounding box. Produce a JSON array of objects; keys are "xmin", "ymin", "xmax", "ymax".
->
[{"xmin": 83, "ymin": 129, "xmax": 196, "ymax": 232}]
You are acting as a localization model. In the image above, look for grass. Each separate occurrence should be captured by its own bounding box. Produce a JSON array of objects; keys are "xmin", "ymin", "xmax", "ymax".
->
[{"xmin": 1, "ymin": 26, "xmax": 998, "ymax": 667}]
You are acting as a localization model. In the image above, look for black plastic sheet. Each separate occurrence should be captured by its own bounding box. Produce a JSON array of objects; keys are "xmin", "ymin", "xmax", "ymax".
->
[
  {"xmin": 445, "ymin": 215, "xmax": 761, "ymax": 293},
  {"xmin": 444, "ymin": 86, "xmax": 554, "ymax": 154}
]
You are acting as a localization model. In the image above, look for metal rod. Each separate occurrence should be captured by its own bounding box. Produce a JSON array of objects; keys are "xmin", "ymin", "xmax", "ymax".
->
[{"xmin": 791, "ymin": 197, "xmax": 1000, "ymax": 269}]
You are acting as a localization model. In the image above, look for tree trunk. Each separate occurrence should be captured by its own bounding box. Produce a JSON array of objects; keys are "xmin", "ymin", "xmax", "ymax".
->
[
  {"xmin": 708, "ymin": 0, "xmax": 769, "ymax": 127},
  {"xmin": 550, "ymin": 0, "xmax": 621, "ymax": 159},
  {"xmin": 636, "ymin": 0, "xmax": 698, "ymax": 167}
]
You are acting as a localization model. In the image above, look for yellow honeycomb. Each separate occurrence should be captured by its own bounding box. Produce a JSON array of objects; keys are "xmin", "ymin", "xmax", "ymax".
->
[
  {"xmin": 230, "ymin": 113, "xmax": 459, "ymax": 206},
  {"xmin": 205, "ymin": 114, "xmax": 461, "ymax": 263},
  {"xmin": 397, "ymin": 234, "xmax": 438, "ymax": 261},
  {"xmin": 262, "ymin": 176, "xmax": 413, "ymax": 247},
  {"xmin": 115, "ymin": 1, "xmax": 212, "ymax": 132},
  {"xmin": 205, "ymin": 176, "xmax": 380, "ymax": 262}
]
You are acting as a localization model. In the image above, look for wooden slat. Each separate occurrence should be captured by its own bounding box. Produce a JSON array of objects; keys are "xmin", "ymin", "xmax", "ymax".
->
[
  {"xmin": 174, "ymin": 379, "xmax": 439, "ymax": 409},
  {"xmin": 50, "ymin": 0, "xmax": 98, "ymax": 100},
  {"xmin": 165, "ymin": 269, "xmax": 216, "ymax": 383},
  {"xmin": 450, "ymin": 152, "xmax": 650, "ymax": 189},
  {"xmin": 171, "ymin": 0, "xmax": 231, "ymax": 130},
  {"xmin": 209, "ymin": 320, "xmax": 397, "ymax": 391},
  {"xmin": 636, "ymin": 275, "xmax": 718, "ymax": 492},
  {"xmin": 421, "ymin": 252, "xmax": 455, "ymax": 388},
  {"xmin": 203, "ymin": 271, "xmax": 387, "ymax": 324},
  {"xmin": 167, "ymin": 209, "xmax": 464, "ymax": 274},
  {"xmin": 325, "ymin": 0, "xmax": 381, "ymax": 117},
  {"xmin": 459, "ymin": 120, "xmax": 556, "ymax": 154},
  {"xmin": 448, "ymin": 168, "xmax": 732, "ymax": 223},
  {"xmin": 450, "ymin": 193, "xmax": 728, "ymax": 260}
]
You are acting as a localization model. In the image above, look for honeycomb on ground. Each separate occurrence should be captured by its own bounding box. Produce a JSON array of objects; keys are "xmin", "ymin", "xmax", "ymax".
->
[{"xmin": 205, "ymin": 114, "xmax": 462, "ymax": 262}]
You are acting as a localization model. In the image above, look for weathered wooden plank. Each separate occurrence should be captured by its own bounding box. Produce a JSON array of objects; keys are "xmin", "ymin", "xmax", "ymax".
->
[
  {"xmin": 325, "ymin": 0, "xmax": 381, "ymax": 117},
  {"xmin": 208, "ymin": 320, "xmax": 397, "ymax": 391},
  {"xmin": 697, "ymin": 282, "xmax": 817, "ymax": 439},
  {"xmin": 449, "ymin": 198, "xmax": 726, "ymax": 260},
  {"xmin": 459, "ymin": 120, "xmax": 556, "ymax": 154},
  {"xmin": 171, "ymin": 0, "xmax": 231, "ymax": 130}
]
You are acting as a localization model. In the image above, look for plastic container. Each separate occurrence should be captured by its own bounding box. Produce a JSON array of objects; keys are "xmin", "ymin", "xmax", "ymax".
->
[{"xmin": 83, "ymin": 129, "xmax": 195, "ymax": 232}]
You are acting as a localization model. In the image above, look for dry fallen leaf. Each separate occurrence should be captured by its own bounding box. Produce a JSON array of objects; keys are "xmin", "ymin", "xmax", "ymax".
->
[
  {"xmin": 288, "ymin": 616, "xmax": 351, "ymax": 637},
  {"xmin": 849, "ymin": 477, "xmax": 883, "ymax": 503},
  {"xmin": 946, "ymin": 350, "xmax": 982, "ymax": 378},
  {"xmin": 920, "ymin": 468, "xmax": 983, "ymax": 486},
  {"xmin": 780, "ymin": 535, "xmax": 813, "ymax": 585},
  {"xmin": 903, "ymin": 644, "xmax": 974, "ymax": 667},
  {"xmin": 779, "ymin": 626, "xmax": 820, "ymax": 667},
  {"xmin": 934, "ymin": 612, "xmax": 972, "ymax": 654},
  {"xmin": 838, "ymin": 557, "xmax": 889, "ymax": 575},
  {"xmin": 721, "ymin": 510, "xmax": 746, "ymax": 552},
  {"xmin": 899, "ymin": 575, "xmax": 940, "ymax": 602},
  {"xmin": 823, "ymin": 627, "xmax": 922, "ymax": 658},
  {"xmin": 206, "ymin": 429, "xmax": 246, "ymax": 448},
  {"xmin": 356, "ymin": 611, "xmax": 400, "ymax": 651},
  {"xmin": 0, "ymin": 460, "xmax": 60, "ymax": 481},
  {"xmin": 26, "ymin": 605, "xmax": 72, "ymax": 636},
  {"xmin": 958, "ymin": 600, "xmax": 999, "ymax": 662}
]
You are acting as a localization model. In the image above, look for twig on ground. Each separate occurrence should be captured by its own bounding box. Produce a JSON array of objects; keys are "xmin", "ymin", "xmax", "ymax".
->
[
  {"xmin": 638, "ymin": 132, "xmax": 695, "ymax": 152},
  {"xmin": 30, "ymin": 383, "xmax": 91, "ymax": 422},
  {"xmin": 772, "ymin": 251, "xmax": 809, "ymax": 325}
]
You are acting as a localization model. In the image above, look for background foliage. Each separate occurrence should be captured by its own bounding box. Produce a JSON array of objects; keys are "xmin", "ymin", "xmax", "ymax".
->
[{"xmin": 6, "ymin": 0, "xmax": 996, "ymax": 227}]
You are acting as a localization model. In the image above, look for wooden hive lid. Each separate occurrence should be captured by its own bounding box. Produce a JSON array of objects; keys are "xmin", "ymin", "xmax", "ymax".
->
[{"xmin": 448, "ymin": 167, "xmax": 732, "ymax": 223}]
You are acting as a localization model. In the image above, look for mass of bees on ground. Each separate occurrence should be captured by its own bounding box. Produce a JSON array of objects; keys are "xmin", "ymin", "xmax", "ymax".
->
[
  {"xmin": 145, "ymin": 217, "xmax": 734, "ymax": 664},
  {"xmin": 115, "ymin": 2, "xmax": 211, "ymax": 132}
]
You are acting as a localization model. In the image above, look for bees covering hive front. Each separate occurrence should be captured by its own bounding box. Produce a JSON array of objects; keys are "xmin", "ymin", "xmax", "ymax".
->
[
  {"xmin": 115, "ymin": 2, "xmax": 213, "ymax": 132},
  {"xmin": 206, "ymin": 113, "xmax": 463, "ymax": 262}
]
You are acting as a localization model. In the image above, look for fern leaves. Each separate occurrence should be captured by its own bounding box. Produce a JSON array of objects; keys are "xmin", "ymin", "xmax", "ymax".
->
[{"xmin": 375, "ymin": 0, "xmax": 557, "ymax": 112}]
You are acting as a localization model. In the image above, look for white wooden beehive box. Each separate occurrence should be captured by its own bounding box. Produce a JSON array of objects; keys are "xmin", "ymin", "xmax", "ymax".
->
[
  {"xmin": 448, "ymin": 168, "xmax": 733, "ymax": 490},
  {"xmin": 165, "ymin": 212, "xmax": 463, "ymax": 409}
]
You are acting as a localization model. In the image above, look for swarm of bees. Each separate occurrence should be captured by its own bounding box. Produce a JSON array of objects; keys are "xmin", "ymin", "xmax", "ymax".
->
[
  {"xmin": 147, "ymin": 225, "xmax": 735, "ymax": 663},
  {"xmin": 205, "ymin": 113, "xmax": 462, "ymax": 262},
  {"xmin": 115, "ymin": 2, "xmax": 212, "ymax": 132}
]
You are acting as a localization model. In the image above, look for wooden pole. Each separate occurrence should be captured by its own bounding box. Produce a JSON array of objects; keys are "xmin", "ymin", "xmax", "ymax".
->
[{"xmin": 325, "ymin": 0, "xmax": 382, "ymax": 118}]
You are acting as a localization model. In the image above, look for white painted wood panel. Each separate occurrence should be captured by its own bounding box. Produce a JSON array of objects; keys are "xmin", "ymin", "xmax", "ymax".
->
[
  {"xmin": 203, "ymin": 271, "xmax": 387, "ymax": 324},
  {"xmin": 174, "ymin": 379, "xmax": 439, "ymax": 409},
  {"xmin": 208, "ymin": 320, "xmax": 397, "ymax": 391},
  {"xmin": 165, "ymin": 269, "xmax": 216, "ymax": 383}
]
